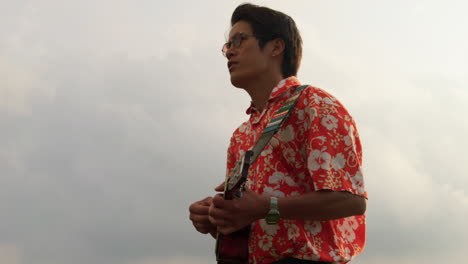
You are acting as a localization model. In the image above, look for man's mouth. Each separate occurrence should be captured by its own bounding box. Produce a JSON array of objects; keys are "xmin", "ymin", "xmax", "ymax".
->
[{"xmin": 228, "ymin": 61, "xmax": 238, "ymax": 72}]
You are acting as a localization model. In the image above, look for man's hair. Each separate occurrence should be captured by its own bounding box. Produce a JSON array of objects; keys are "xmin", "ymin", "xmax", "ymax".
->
[{"xmin": 231, "ymin": 3, "xmax": 303, "ymax": 78}]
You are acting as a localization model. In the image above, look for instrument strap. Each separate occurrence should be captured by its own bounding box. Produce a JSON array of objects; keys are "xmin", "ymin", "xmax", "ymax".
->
[{"xmin": 248, "ymin": 84, "xmax": 309, "ymax": 165}]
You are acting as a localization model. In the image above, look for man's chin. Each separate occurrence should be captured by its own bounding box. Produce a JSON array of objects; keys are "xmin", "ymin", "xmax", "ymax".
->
[{"xmin": 230, "ymin": 74, "xmax": 248, "ymax": 88}]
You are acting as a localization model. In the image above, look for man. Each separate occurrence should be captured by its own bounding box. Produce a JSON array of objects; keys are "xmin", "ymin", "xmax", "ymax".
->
[{"xmin": 189, "ymin": 3, "xmax": 367, "ymax": 264}]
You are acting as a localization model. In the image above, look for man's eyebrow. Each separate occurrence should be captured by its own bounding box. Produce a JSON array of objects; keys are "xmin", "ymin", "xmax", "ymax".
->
[
  {"xmin": 226, "ymin": 32, "xmax": 237, "ymax": 41},
  {"xmin": 227, "ymin": 32, "xmax": 244, "ymax": 39}
]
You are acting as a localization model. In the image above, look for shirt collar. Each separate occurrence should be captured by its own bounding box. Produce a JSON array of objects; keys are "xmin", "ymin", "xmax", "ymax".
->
[
  {"xmin": 268, "ymin": 76, "xmax": 301, "ymax": 101},
  {"xmin": 245, "ymin": 76, "xmax": 301, "ymax": 114}
]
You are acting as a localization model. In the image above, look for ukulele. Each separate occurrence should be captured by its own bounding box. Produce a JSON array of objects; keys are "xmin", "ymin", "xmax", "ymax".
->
[{"xmin": 215, "ymin": 150, "xmax": 253, "ymax": 264}]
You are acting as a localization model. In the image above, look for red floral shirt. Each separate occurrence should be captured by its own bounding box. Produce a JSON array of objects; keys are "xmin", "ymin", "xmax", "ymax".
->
[{"xmin": 226, "ymin": 77, "xmax": 366, "ymax": 263}]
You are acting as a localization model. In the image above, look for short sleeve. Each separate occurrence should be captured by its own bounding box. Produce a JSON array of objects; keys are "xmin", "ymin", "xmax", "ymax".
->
[{"xmin": 303, "ymin": 87, "xmax": 367, "ymax": 198}]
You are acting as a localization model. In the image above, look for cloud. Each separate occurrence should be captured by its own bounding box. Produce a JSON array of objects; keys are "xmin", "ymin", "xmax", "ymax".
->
[
  {"xmin": 362, "ymin": 126, "xmax": 468, "ymax": 256},
  {"xmin": 0, "ymin": 56, "xmax": 55, "ymax": 115},
  {"xmin": 0, "ymin": 1, "xmax": 467, "ymax": 264},
  {"xmin": 0, "ymin": 17, "xmax": 233, "ymax": 262},
  {"xmin": 0, "ymin": 244, "xmax": 22, "ymax": 264}
]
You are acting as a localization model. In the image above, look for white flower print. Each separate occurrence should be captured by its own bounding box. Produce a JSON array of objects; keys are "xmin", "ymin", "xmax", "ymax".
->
[
  {"xmin": 350, "ymin": 170, "xmax": 365, "ymax": 195},
  {"xmin": 280, "ymin": 125, "xmax": 295, "ymax": 142},
  {"xmin": 259, "ymin": 219, "xmax": 280, "ymax": 236},
  {"xmin": 338, "ymin": 217, "xmax": 359, "ymax": 243},
  {"xmin": 260, "ymin": 145, "xmax": 273, "ymax": 156},
  {"xmin": 283, "ymin": 176, "xmax": 296, "ymax": 186},
  {"xmin": 329, "ymin": 247, "xmax": 351, "ymax": 262},
  {"xmin": 329, "ymin": 249, "xmax": 341, "ymax": 262},
  {"xmin": 308, "ymin": 150, "xmax": 332, "ymax": 171},
  {"xmin": 239, "ymin": 123, "xmax": 246, "ymax": 133},
  {"xmin": 269, "ymin": 172, "xmax": 285, "ymax": 185},
  {"xmin": 285, "ymin": 223, "xmax": 300, "ymax": 239},
  {"xmin": 304, "ymin": 221, "xmax": 322, "ymax": 235},
  {"xmin": 277, "ymin": 79, "xmax": 286, "ymax": 89},
  {"xmin": 258, "ymin": 234, "xmax": 273, "ymax": 251},
  {"xmin": 270, "ymin": 137, "xmax": 279, "ymax": 148},
  {"xmin": 344, "ymin": 124, "xmax": 355, "ymax": 147},
  {"xmin": 283, "ymin": 147, "xmax": 297, "ymax": 166},
  {"xmin": 323, "ymin": 97, "xmax": 338, "ymax": 106},
  {"xmin": 346, "ymin": 216, "xmax": 359, "ymax": 229},
  {"xmin": 269, "ymin": 171, "xmax": 296, "ymax": 187},
  {"xmin": 344, "ymin": 135, "xmax": 352, "ymax": 146},
  {"xmin": 321, "ymin": 115, "xmax": 338, "ymax": 130},
  {"xmin": 305, "ymin": 106, "xmax": 317, "ymax": 122},
  {"xmin": 312, "ymin": 94, "xmax": 323, "ymax": 105},
  {"xmin": 297, "ymin": 109, "xmax": 305, "ymax": 120},
  {"xmin": 332, "ymin": 153, "xmax": 346, "ymax": 170},
  {"xmin": 263, "ymin": 186, "xmax": 285, "ymax": 197}
]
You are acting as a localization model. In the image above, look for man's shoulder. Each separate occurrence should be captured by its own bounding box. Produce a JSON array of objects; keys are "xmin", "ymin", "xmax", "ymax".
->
[
  {"xmin": 298, "ymin": 85, "xmax": 348, "ymax": 111},
  {"xmin": 300, "ymin": 85, "xmax": 337, "ymax": 101}
]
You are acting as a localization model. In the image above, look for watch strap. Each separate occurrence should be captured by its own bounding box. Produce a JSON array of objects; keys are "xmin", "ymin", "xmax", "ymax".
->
[{"xmin": 270, "ymin": 197, "xmax": 278, "ymax": 211}]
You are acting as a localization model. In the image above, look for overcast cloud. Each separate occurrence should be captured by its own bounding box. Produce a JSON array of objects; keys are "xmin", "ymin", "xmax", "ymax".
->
[{"xmin": 1, "ymin": 0, "xmax": 467, "ymax": 263}]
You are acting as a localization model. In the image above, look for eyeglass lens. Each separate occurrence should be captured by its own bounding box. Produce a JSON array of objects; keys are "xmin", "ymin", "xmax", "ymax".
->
[{"xmin": 222, "ymin": 33, "xmax": 243, "ymax": 56}]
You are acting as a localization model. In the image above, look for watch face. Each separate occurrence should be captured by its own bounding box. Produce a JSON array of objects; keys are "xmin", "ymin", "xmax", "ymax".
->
[{"xmin": 266, "ymin": 212, "xmax": 280, "ymax": 224}]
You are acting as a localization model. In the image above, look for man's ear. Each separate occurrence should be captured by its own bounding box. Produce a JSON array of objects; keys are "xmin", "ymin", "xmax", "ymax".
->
[{"xmin": 270, "ymin": 38, "xmax": 285, "ymax": 57}]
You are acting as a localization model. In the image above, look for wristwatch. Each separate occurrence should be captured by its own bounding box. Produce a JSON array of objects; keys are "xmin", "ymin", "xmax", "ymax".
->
[{"xmin": 265, "ymin": 197, "xmax": 280, "ymax": 225}]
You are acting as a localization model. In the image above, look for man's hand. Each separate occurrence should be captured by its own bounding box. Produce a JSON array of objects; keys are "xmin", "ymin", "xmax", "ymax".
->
[
  {"xmin": 189, "ymin": 197, "xmax": 217, "ymax": 237},
  {"xmin": 209, "ymin": 183, "xmax": 269, "ymax": 235}
]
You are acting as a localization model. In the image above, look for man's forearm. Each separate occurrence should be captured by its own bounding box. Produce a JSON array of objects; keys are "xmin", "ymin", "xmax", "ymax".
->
[
  {"xmin": 261, "ymin": 190, "xmax": 367, "ymax": 221},
  {"xmin": 208, "ymin": 188, "xmax": 366, "ymax": 235}
]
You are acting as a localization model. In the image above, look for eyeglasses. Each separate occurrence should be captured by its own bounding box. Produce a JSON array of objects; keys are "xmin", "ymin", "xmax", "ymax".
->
[{"xmin": 221, "ymin": 32, "xmax": 255, "ymax": 57}]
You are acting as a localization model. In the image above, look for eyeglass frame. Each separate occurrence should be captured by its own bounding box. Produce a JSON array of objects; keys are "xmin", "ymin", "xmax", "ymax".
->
[{"xmin": 221, "ymin": 32, "xmax": 258, "ymax": 57}]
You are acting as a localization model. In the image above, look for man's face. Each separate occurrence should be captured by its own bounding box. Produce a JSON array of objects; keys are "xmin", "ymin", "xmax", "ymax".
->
[{"xmin": 225, "ymin": 21, "xmax": 272, "ymax": 88}]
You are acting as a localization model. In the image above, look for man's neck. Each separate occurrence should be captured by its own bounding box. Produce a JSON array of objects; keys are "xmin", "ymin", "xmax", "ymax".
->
[{"xmin": 244, "ymin": 73, "xmax": 284, "ymax": 113}]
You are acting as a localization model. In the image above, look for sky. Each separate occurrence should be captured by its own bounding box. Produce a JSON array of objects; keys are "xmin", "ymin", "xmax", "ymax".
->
[{"xmin": 0, "ymin": 0, "xmax": 467, "ymax": 263}]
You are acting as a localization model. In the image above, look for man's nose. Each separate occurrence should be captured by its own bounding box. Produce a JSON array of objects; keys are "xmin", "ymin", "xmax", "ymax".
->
[{"xmin": 226, "ymin": 48, "xmax": 236, "ymax": 60}]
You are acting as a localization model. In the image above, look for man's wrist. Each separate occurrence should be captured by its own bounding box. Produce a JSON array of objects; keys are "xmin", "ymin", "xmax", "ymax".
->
[{"xmin": 257, "ymin": 195, "xmax": 270, "ymax": 220}]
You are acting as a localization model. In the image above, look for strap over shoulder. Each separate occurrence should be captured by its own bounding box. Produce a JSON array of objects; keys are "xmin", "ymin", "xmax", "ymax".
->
[{"xmin": 248, "ymin": 84, "xmax": 309, "ymax": 164}]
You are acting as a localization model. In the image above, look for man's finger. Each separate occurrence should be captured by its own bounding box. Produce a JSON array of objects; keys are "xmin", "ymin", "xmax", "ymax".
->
[
  {"xmin": 214, "ymin": 181, "xmax": 225, "ymax": 192},
  {"xmin": 208, "ymin": 215, "xmax": 216, "ymax": 226},
  {"xmin": 190, "ymin": 213, "xmax": 210, "ymax": 224},
  {"xmin": 200, "ymin": 196, "xmax": 213, "ymax": 205},
  {"xmin": 212, "ymin": 194, "xmax": 226, "ymax": 208},
  {"xmin": 189, "ymin": 204, "xmax": 210, "ymax": 215},
  {"xmin": 194, "ymin": 222, "xmax": 214, "ymax": 234},
  {"xmin": 208, "ymin": 206, "xmax": 230, "ymax": 220},
  {"xmin": 209, "ymin": 214, "xmax": 230, "ymax": 227},
  {"xmin": 195, "ymin": 226, "xmax": 211, "ymax": 234}
]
